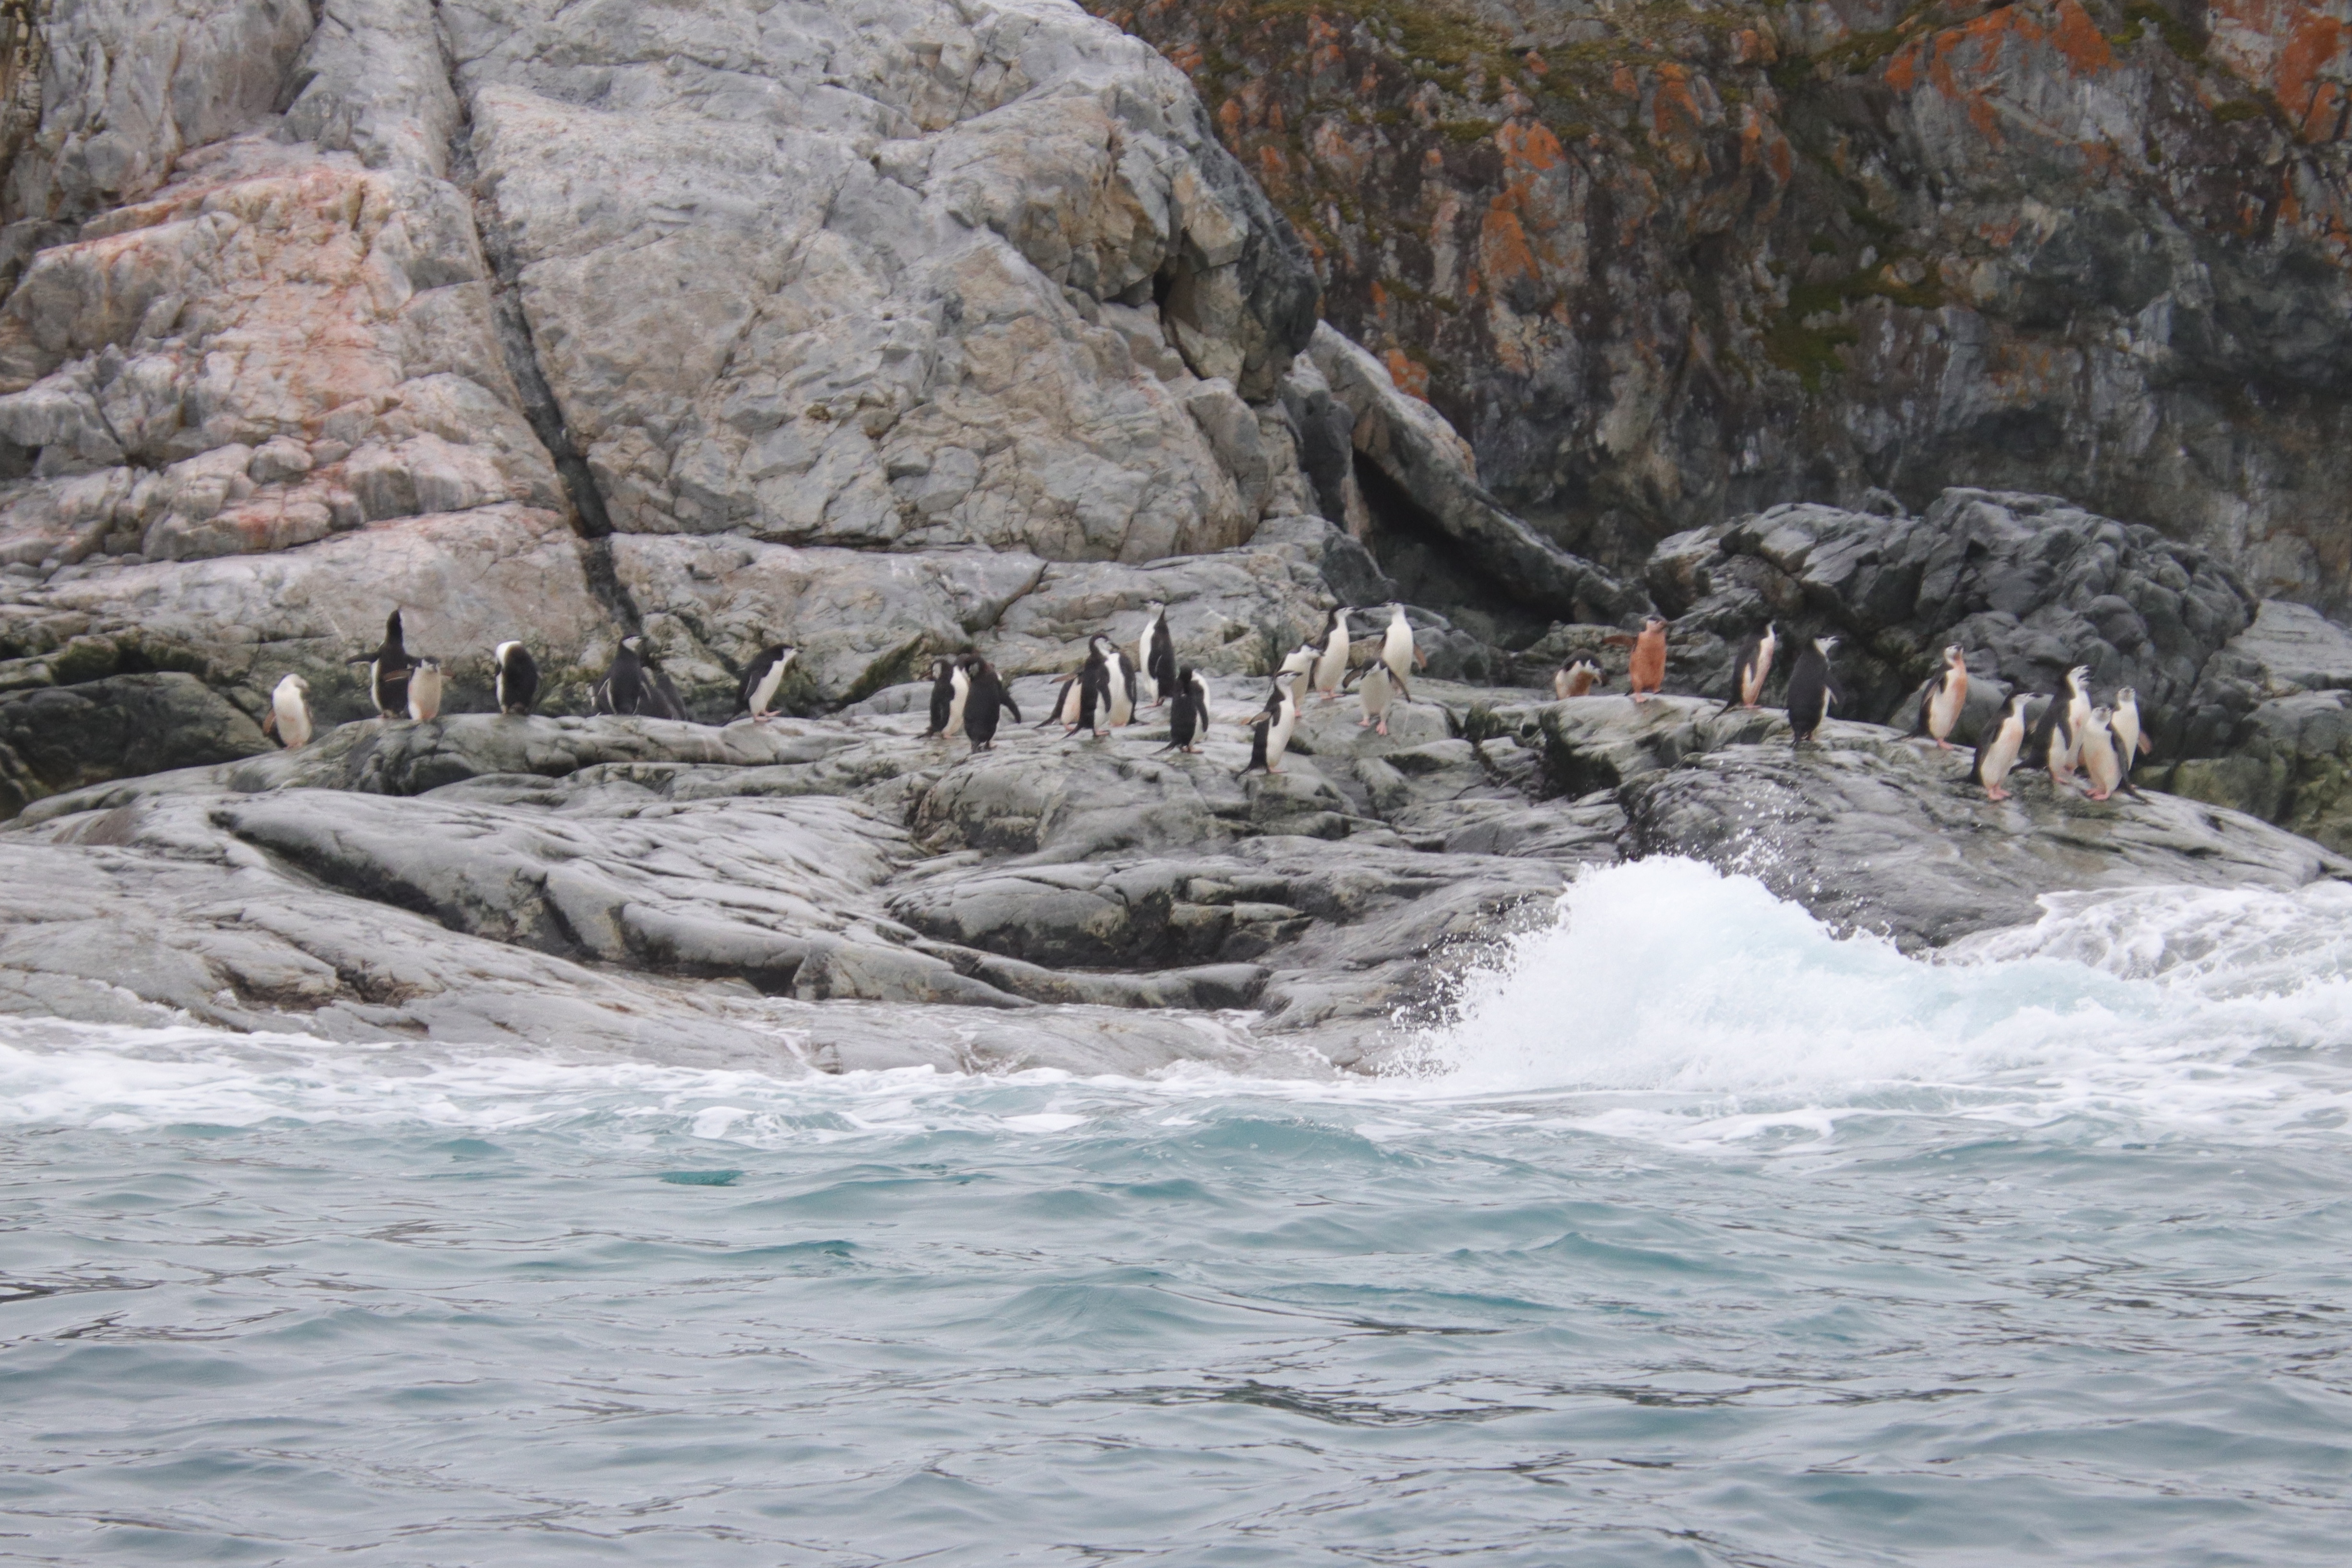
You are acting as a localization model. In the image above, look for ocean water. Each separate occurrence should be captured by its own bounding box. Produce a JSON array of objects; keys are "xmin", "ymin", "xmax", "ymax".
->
[{"xmin": 4, "ymin": 858, "xmax": 2349, "ymax": 1566}]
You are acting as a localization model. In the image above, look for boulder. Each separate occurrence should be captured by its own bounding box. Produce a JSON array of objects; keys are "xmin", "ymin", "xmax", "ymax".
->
[{"xmin": 0, "ymin": 670, "xmax": 270, "ymax": 815}]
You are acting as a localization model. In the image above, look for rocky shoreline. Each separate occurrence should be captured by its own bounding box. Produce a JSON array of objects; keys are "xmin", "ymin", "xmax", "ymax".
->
[{"xmin": 4, "ymin": 1, "xmax": 2352, "ymax": 1076}]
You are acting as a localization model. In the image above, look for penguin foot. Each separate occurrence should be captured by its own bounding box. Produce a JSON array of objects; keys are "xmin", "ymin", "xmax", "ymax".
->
[
  {"xmin": 1986, "ymin": 787, "xmax": 2009, "ymax": 802},
  {"xmin": 1375, "ymin": 720, "xmax": 1389, "ymax": 736},
  {"xmin": 1935, "ymin": 738, "xmax": 1950, "ymax": 750}
]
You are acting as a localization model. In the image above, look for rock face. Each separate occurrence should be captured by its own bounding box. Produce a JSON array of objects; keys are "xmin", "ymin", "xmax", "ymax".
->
[
  {"xmin": 0, "ymin": 0, "xmax": 1506, "ymax": 809},
  {"xmin": 1093, "ymin": 0, "xmax": 2352, "ymax": 614}
]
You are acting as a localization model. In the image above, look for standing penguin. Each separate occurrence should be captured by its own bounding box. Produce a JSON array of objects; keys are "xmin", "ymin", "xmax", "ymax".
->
[
  {"xmin": 2079, "ymin": 706, "xmax": 2124, "ymax": 801},
  {"xmin": 351, "ymin": 609, "xmax": 415, "ymax": 719},
  {"xmin": 406, "ymin": 658, "xmax": 444, "ymax": 722},
  {"xmin": 1310, "ymin": 607, "xmax": 1352, "ymax": 703},
  {"xmin": 1242, "ymin": 670, "xmax": 1303, "ymax": 774},
  {"xmin": 2112, "ymin": 686, "xmax": 2152, "ymax": 779},
  {"xmin": 960, "ymin": 654, "xmax": 1018, "ymax": 753},
  {"xmin": 1785, "ymin": 635, "xmax": 1841, "ymax": 746},
  {"xmin": 1183, "ymin": 668, "xmax": 1211, "ymax": 742},
  {"xmin": 2062, "ymin": 664, "xmax": 2093, "ymax": 775},
  {"xmin": 592, "ymin": 634, "xmax": 652, "ymax": 716},
  {"xmin": 1555, "ymin": 658, "xmax": 1601, "ymax": 700},
  {"xmin": 1973, "ymin": 693, "xmax": 2032, "ymax": 801},
  {"xmin": 1103, "ymin": 636, "xmax": 1138, "ymax": 728},
  {"xmin": 922, "ymin": 658, "xmax": 957, "ymax": 738},
  {"xmin": 2030, "ymin": 665, "xmax": 2091, "ymax": 788},
  {"xmin": 1380, "ymin": 604, "xmax": 1417, "ymax": 702},
  {"xmin": 1068, "ymin": 635, "xmax": 1118, "ymax": 737},
  {"xmin": 1909, "ymin": 644, "xmax": 1971, "ymax": 750},
  {"xmin": 1041, "ymin": 668, "xmax": 1086, "ymax": 733},
  {"xmin": 734, "ymin": 644, "xmax": 798, "ymax": 722},
  {"xmin": 494, "ymin": 640, "xmax": 539, "ymax": 717},
  {"xmin": 1159, "ymin": 665, "xmax": 1206, "ymax": 754},
  {"xmin": 262, "ymin": 673, "xmax": 313, "ymax": 750},
  {"xmin": 1719, "ymin": 624, "xmax": 1779, "ymax": 711},
  {"xmin": 1626, "ymin": 615, "xmax": 1668, "ymax": 703},
  {"xmin": 1356, "ymin": 660, "xmax": 1396, "ymax": 736},
  {"xmin": 1136, "ymin": 602, "xmax": 1177, "ymax": 708}
]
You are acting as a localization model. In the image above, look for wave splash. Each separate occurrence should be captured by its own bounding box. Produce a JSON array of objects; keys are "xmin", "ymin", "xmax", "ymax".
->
[{"xmin": 1396, "ymin": 856, "xmax": 2352, "ymax": 1142}]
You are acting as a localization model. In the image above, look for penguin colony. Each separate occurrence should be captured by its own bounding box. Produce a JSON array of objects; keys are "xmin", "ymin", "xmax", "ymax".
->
[{"xmin": 274, "ymin": 601, "xmax": 2153, "ymax": 809}]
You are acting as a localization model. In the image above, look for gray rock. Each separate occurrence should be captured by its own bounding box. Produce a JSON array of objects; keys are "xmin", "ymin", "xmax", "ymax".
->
[{"xmin": 0, "ymin": 670, "xmax": 270, "ymax": 816}]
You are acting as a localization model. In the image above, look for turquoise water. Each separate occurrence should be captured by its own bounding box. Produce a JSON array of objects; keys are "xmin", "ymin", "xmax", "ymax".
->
[{"xmin": 4, "ymin": 861, "xmax": 2350, "ymax": 1565}]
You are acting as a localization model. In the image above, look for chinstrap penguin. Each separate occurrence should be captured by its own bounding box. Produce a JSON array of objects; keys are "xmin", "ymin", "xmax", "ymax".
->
[
  {"xmin": 1973, "ymin": 692, "xmax": 2031, "ymax": 801},
  {"xmin": 1310, "ymin": 607, "xmax": 1351, "ymax": 703},
  {"xmin": 1159, "ymin": 665, "xmax": 1207, "ymax": 754},
  {"xmin": 2079, "ymin": 705, "xmax": 2124, "ymax": 801},
  {"xmin": 1379, "ymin": 604, "xmax": 1418, "ymax": 702},
  {"xmin": 351, "ymin": 609, "xmax": 415, "ymax": 719},
  {"xmin": 959, "ymin": 654, "xmax": 1017, "ymax": 753},
  {"xmin": 1719, "ymin": 624, "xmax": 1778, "ymax": 711},
  {"xmin": 262, "ymin": 673, "xmax": 312, "ymax": 749},
  {"xmin": 1556, "ymin": 658, "xmax": 1601, "ymax": 700},
  {"xmin": 494, "ymin": 641, "xmax": 539, "ymax": 717},
  {"xmin": 1356, "ymin": 660, "xmax": 1396, "ymax": 736},
  {"xmin": 405, "ymin": 658, "xmax": 444, "ymax": 722},
  {"xmin": 735, "ymin": 644, "xmax": 798, "ymax": 722},
  {"xmin": 1136, "ymin": 603, "xmax": 1176, "ymax": 708},
  {"xmin": 1785, "ymin": 635, "xmax": 1841, "ymax": 745},
  {"xmin": 2111, "ymin": 686, "xmax": 2151, "ymax": 779},
  {"xmin": 1910, "ymin": 644, "xmax": 1969, "ymax": 749},
  {"xmin": 922, "ymin": 657, "xmax": 958, "ymax": 738},
  {"xmin": 1626, "ymin": 615, "xmax": 1668, "ymax": 702},
  {"xmin": 1242, "ymin": 670, "xmax": 1302, "ymax": 774},
  {"xmin": 592, "ymin": 634, "xmax": 681, "ymax": 719}
]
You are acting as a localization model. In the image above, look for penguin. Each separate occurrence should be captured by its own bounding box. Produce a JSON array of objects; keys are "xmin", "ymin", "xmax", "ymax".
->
[
  {"xmin": 1069, "ymin": 635, "xmax": 1119, "ymax": 737},
  {"xmin": 406, "ymin": 658, "xmax": 444, "ymax": 722},
  {"xmin": 1357, "ymin": 660, "xmax": 1395, "ymax": 736},
  {"xmin": 735, "ymin": 644, "xmax": 798, "ymax": 722},
  {"xmin": 960, "ymin": 654, "xmax": 1018, "ymax": 753},
  {"xmin": 1241, "ymin": 670, "xmax": 1302, "ymax": 774},
  {"xmin": 350, "ymin": 609, "xmax": 415, "ymax": 719},
  {"xmin": 2079, "ymin": 705, "xmax": 2123, "ymax": 802},
  {"xmin": 1908, "ymin": 644, "xmax": 1970, "ymax": 750},
  {"xmin": 1718, "ymin": 624, "xmax": 1779, "ymax": 711},
  {"xmin": 2022, "ymin": 686, "xmax": 2073, "ymax": 781},
  {"xmin": 1103, "ymin": 636, "xmax": 1138, "ymax": 728},
  {"xmin": 262, "ymin": 673, "xmax": 312, "ymax": 750},
  {"xmin": 1380, "ymin": 604, "xmax": 1417, "ymax": 702},
  {"xmin": 1136, "ymin": 601, "xmax": 1177, "ymax": 708},
  {"xmin": 592, "ymin": 634, "xmax": 652, "ymax": 716},
  {"xmin": 1785, "ymin": 634, "xmax": 1841, "ymax": 746},
  {"xmin": 1627, "ymin": 615, "xmax": 1668, "ymax": 703},
  {"xmin": 1310, "ymin": 606, "xmax": 1352, "ymax": 703},
  {"xmin": 1159, "ymin": 664, "xmax": 1205, "ymax": 754},
  {"xmin": 2062, "ymin": 664, "xmax": 2093, "ymax": 776},
  {"xmin": 1555, "ymin": 658, "xmax": 1601, "ymax": 700},
  {"xmin": 922, "ymin": 657, "xmax": 957, "ymax": 738},
  {"xmin": 1973, "ymin": 692, "xmax": 2032, "ymax": 801},
  {"xmin": 1041, "ymin": 669, "xmax": 1086, "ymax": 733},
  {"xmin": 494, "ymin": 640, "xmax": 539, "ymax": 717},
  {"xmin": 2112, "ymin": 686, "xmax": 2151, "ymax": 778}
]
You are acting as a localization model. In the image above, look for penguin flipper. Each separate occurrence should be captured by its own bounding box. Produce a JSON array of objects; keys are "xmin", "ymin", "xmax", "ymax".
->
[{"xmin": 1002, "ymin": 692, "xmax": 1021, "ymax": 724}]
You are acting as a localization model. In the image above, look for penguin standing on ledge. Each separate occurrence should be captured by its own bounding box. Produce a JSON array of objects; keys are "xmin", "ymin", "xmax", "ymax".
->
[
  {"xmin": 2112, "ymin": 686, "xmax": 2151, "ymax": 780},
  {"xmin": 960, "ymin": 654, "xmax": 1017, "ymax": 753},
  {"xmin": 1785, "ymin": 635, "xmax": 1841, "ymax": 746},
  {"xmin": 1718, "ymin": 623, "xmax": 1779, "ymax": 711},
  {"xmin": 1556, "ymin": 658, "xmax": 1600, "ymax": 700},
  {"xmin": 2080, "ymin": 706, "xmax": 2124, "ymax": 801},
  {"xmin": 1103, "ymin": 635, "xmax": 1138, "ymax": 729},
  {"xmin": 1627, "ymin": 615, "xmax": 1668, "ymax": 702},
  {"xmin": 1242, "ymin": 670, "xmax": 1302, "ymax": 774},
  {"xmin": 262, "ymin": 673, "xmax": 312, "ymax": 750},
  {"xmin": 406, "ymin": 658, "xmax": 444, "ymax": 722},
  {"xmin": 351, "ymin": 609, "xmax": 415, "ymax": 718},
  {"xmin": 1356, "ymin": 660, "xmax": 1395, "ymax": 736},
  {"xmin": 1310, "ymin": 607, "xmax": 1351, "ymax": 703},
  {"xmin": 592, "ymin": 635, "xmax": 656, "ymax": 717},
  {"xmin": 1380, "ymin": 604, "xmax": 1418, "ymax": 702},
  {"xmin": 922, "ymin": 657, "xmax": 958, "ymax": 738},
  {"xmin": 1159, "ymin": 665, "xmax": 1206, "ymax": 754},
  {"xmin": 1973, "ymin": 692, "xmax": 2031, "ymax": 801},
  {"xmin": 734, "ymin": 643, "xmax": 798, "ymax": 722},
  {"xmin": 1071, "ymin": 635, "xmax": 1119, "ymax": 737},
  {"xmin": 494, "ymin": 640, "xmax": 539, "ymax": 716},
  {"xmin": 1137, "ymin": 602, "xmax": 1177, "ymax": 708},
  {"xmin": 1909, "ymin": 644, "xmax": 1970, "ymax": 749}
]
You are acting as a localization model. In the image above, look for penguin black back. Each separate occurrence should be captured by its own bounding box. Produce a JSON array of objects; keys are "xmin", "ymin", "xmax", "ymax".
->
[
  {"xmin": 1785, "ymin": 636, "xmax": 1840, "ymax": 746},
  {"xmin": 735, "ymin": 644, "xmax": 797, "ymax": 719},
  {"xmin": 924, "ymin": 658, "xmax": 956, "ymax": 736},
  {"xmin": 353, "ymin": 608, "xmax": 416, "ymax": 718},
  {"xmin": 2023, "ymin": 692, "xmax": 2069, "ymax": 768},
  {"xmin": 494, "ymin": 641, "xmax": 539, "ymax": 716},
  {"xmin": 1160, "ymin": 664, "xmax": 1201, "ymax": 753},
  {"xmin": 1146, "ymin": 608, "xmax": 1178, "ymax": 700},
  {"xmin": 961, "ymin": 655, "xmax": 1015, "ymax": 752}
]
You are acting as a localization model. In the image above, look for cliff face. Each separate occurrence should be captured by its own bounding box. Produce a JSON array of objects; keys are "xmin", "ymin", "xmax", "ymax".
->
[{"xmin": 1088, "ymin": 0, "xmax": 2352, "ymax": 612}]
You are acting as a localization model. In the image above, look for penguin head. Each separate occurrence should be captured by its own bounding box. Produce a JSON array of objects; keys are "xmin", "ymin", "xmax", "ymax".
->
[
  {"xmin": 1816, "ymin": 635, "xmax": 1841, "ymax": 653},
  {"xmin": 2116, "ymin": 684, "xmax": 2137, "ymax": 707},
  {"xmin": 416, "ymin": 657, "xmax": 440, "ymax": 673},
  {"xmin": 1146, "ymin": 600, "xmax": 1166, "ymax": 618},
  {"xmin": 278, "ymin": 673, "xmax": 308, "ymax": 696},
  {"xmin": 619, "ymin": 634, "xmax": 644, "ymax": 653},
  {"xmin": 2090, "ymin": 705, "xmax": 2113, "ymax": 726},
  {"xmin": 2067, "ymin": 664, "xmax": 2091, "ymax": 692},
  {"xmin": 495, "ymin": 640, "xmax": 521, "ymax": 663},
  {"xmin": 1643, "ymin": 615, "xmax": 1666, "ymax": 632},
  {"xmin": 1944, "ymin": 643, "xmax": 1965, "ymax": 665},
  {"xmin": 385, "ymin": 609, "xmax": 404, "ymax": 639}
]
